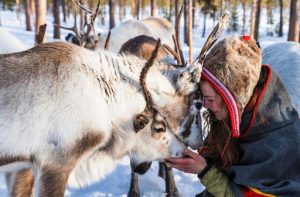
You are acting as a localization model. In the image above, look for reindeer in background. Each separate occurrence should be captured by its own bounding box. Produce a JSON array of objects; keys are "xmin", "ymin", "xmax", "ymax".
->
[
  {"xmin": 62, "ymin": 2, "xmax": 175, "ymax": 54},
  {"xmin": 262, "ymin": 42, "xmax": 300, "ymax": 115},
  {"xmin": 119, "ymin": 34, "xmax": 204, "ymax": 197},
  {"xmin": 0, "ymin": 29, "xmax": 27, "ymax": 54}
]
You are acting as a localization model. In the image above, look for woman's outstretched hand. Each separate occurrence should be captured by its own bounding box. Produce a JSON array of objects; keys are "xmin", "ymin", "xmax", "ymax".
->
[{"xmin": 166, "ymin": 149, "xmax": 207, "ymax": 174}]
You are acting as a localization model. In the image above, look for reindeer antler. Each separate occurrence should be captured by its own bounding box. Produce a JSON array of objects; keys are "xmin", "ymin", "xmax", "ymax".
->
[
  {"xmin": 163, "ymin": 42, "xmax": 181, "ymax": 64},
  {"xmin": 75, "ymin": 0, "xmax": 100, "ymax": 47},
  {"xmin": 161, "ymin": 5, "xmax": 185, "ymax": 66},
  {"xmin": 175, "ymin": 5, "xmax": 185, "ymax": 65},
  {"xmin": 133, "ymin": 39, "xmax": 161, "ymax": 132},
  {"xmin": 140, "ymin": 39, "xmax": 161, "ymax": 112},
  {"xmin": 197, "ymin": 12, "xmax": 230, "ymax": 64},
  {"xmin": 104, "ymin": 30, "xmax": 111, "ymax": 50},
  {"xmin": 56, "ymin": 0, "xmax": 100, "ymax": 47}
]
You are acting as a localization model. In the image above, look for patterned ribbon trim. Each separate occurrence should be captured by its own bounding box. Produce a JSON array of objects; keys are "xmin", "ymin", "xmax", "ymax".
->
[{"xmin": 201, "ymin": 67, "xmax": 240, "ymax": 137}]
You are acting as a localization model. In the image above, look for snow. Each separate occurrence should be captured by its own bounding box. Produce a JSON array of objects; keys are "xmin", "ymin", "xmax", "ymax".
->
[{"xmin": 0, "ymin": 5, "xmax": 289, "ymax": 197}]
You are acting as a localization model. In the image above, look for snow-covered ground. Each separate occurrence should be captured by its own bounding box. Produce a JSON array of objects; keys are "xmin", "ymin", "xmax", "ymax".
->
[{"xmin": 0, "ymin": 5, "xmax": 290, "ymax": 197}]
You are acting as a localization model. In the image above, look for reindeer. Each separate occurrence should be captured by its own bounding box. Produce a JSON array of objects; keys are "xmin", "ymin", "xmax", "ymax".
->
[
  {"xmin": 2, "ymin": 3, "xmax": 230, "ymax": 197},
  {"xmin": 0, "ymin": 36, "xmax": 202, "ymax": 197},
  {"xmin": 114, "ymin": 9, "xmax": 230, "ymax": 197},
  {"xmin": 0, "ymin": 28, "xmax": 27, "ymax": 54},
  {"xmin": 65, "ymin": 16, "xmax": 175, "ymax": 53},
  {"xmin": 119, "ymin": 35, "xmax": 203, "ymax": 197},
  {"xmin": 262, "ymin": 41, "xmax": 300, "ymax": 115}
]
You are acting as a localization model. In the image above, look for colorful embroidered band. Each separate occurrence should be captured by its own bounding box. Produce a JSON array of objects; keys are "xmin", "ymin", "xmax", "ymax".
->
[{"xmin": 201, "ymin": 67, "xmax": 240, "ymax": 137}]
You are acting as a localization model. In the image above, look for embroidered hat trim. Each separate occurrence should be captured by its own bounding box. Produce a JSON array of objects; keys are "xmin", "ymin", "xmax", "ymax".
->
[{"xmin": 202, "ymin": 67, "xmax": 240, "ymax": 137}]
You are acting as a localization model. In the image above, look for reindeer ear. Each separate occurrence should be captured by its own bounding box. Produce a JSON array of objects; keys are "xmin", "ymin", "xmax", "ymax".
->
[{"xmin": 133, "ymin": 113, "xmax": 150, "ymax": 132}]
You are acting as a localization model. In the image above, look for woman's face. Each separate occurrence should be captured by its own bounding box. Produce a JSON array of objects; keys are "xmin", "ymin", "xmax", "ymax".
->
[{"xmin": 200, "ymin": 81, "xmax": 229, "ymax": 120}]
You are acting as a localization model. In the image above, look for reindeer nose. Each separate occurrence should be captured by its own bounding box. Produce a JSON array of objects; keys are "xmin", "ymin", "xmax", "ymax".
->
[{"xmin": 195, "ymin": 102, "xmax": 202, "ymax": 110}]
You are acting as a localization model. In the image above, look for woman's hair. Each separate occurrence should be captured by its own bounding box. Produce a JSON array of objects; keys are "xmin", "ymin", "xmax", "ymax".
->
[{"xmin": 202, "ymin": 110, "xmax": 240, "ymax": 170}]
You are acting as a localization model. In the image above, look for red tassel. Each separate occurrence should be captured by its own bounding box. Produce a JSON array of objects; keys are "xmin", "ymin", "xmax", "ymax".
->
[{"xmin": 243, "ymin": 35, "xmax": 251, "ymax": 41}]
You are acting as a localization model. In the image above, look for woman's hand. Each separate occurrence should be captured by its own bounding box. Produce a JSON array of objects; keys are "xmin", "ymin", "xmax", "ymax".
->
[{"xmin": 165, "ymin": 149, "xmax": 207, "ymax": 174}]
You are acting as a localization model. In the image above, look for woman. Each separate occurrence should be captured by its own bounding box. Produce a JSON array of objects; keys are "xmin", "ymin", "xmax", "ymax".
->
[{"xmin": 166, "ymin": 36, "xmax": 300, "ymax": 197}]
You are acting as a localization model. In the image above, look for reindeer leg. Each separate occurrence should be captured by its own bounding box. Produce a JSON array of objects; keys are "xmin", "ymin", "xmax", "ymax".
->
[
  {"xmin": 158, "ymin": 162, "xmax": 165, "ymax": 179},
  {"xmin": 127, "ymin": 171, "xmax": 140, "ymax": 197},
  {"xmin": 163, "ymin": 163, "xmax": 181, "ymax": 197},
  {"xmin": 34, "ymin": 165, "xmax": 70, "ymax": 197},
  {"xmin": 8, "ymin": 169, "xmax": 34, "ymax": 197}
]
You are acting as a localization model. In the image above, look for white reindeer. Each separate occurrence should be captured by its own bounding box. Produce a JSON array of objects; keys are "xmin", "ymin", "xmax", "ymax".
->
[
  {"xmin": 118, "ymin": 35, "xmax": 203, "ymax": 197},
  {"xmin": 0, "ymin": 41, "xmax": 201, "ymax": 196},
  {"xmin": 100, "ymin": 17, "xmax": 175, "ymax": 53},
  {"xmin": 0, "ymin": 28, "xmax": 27, "ymax": 53},
  {"xmin": 262, "ymin": 41, "xmax": 300, "ymax": 114},
  {"xmin": 66, "ymin": 17, "xmax": 175, "ymax": 54}
]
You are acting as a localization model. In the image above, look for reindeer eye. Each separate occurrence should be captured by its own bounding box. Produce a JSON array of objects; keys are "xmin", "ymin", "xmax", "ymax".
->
[{"xmin": 152, "ymin": 122, "xmax": 166, "ymax": 133}]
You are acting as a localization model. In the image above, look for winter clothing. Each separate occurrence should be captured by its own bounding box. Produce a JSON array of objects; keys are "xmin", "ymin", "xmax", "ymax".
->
[
  {"xmin": 203, "ymin": 36, "xmax": 262, "ymax": 115},
  {"xmin": 198, "ymin": 36, "xmax": 300, "ymax": 197}
]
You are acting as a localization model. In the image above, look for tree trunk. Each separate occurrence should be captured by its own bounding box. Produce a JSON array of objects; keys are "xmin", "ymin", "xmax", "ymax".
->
[
  {"xmin": 175, "ymin": 0, "xmax": 179, "ymax": 26},
  {"xmin": 31, "ymin": 0, "xmax": 35, "ymax": 16},
  {"xmin": 118, "ymin": 0, "xmax": 126, "ymax": 22},
  {"xmin": 80, "ymin": 0, "xmax": 88, "ymax": 30},
  {"xmin": 241, "ymin": 0, "xmax": 246, "ymax": 34},
  {"xmin": 220, "ymin": 0, "xmax": 225, "ymax": 15},
  {"xmin": 136, "ymin": 0, "xmax": 140, "ymax": 20},
  {"xmin": 0, "ymin": 6, "xmax": 2, "ymax": 26},
  {"xmin": 192, "ymin": 0, "xmax": 196, "ymax": 28},
  {"xmin": 250, "ymin": 0, "xmax": 261, "ymax": 40},
  {"xmin": 278, "ymin": 0, "xmax": 283, "ymax": 37},
  {"xmin": 250, "ymin": 0, "xmax": 257, "ymax": 38},
  {"xmin": 141, "ymin": 0, "xmax": 145, "ymax": 19},
  {"xmin": 25, "ymin": 0, "xmax": 32, "ymax": 31},
  {"xmin": 254, "ymin": 0, "xmax": 262, "ymax": 40},
  {"xmin": 61, "ymin": 0, "xmax": 66, "ymax": 23},
  {"xmin": 16, "ymin": 0, "xmax": 21, "ymax": 23},
  {"xmin": 168, "ymin": 0, "xmax": 173, "ymax": 22},
  {"xmin": 288, "ymin": 0, "xmax": 300, "ymax": 42},
  {"xmin": 184, "ymin": 0, "xmax": 188, "ymax": 44},
  {"xmin": 34, "ymin": 0, "xmax": 47, "ymax": 44},
  {"xmin": 266, "ymin": 0, "xmax": 273, "ymax": 24},
  {"xmin": 66, "ymin": 0, "xmax": 72, "ymax": 21},
  {"xmin": 131, "ymin": 0, "xmax": 136, "ymax": 18},
  {"xmin": 109, "ymin": 0, "xmax": 116, "ymax": 29},
  {"xmin": 151, "ymin": 0, "xmax": 158, "ymax": 17},
  {"xmin": 188, "ymin": 0, "xmax": 193, "ymax": 63},
  {"xmin": 53, "ymin": 0, "xmax": 61, "ymax": 39},
  {"xmin": 202, "ymin": 13, "xmax": 206, "ymax": 38}
]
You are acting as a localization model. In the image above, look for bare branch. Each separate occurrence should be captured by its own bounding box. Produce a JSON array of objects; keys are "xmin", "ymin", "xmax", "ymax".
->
[{"xmin": 197, "ymin": 12, "xmax": 230, "ymax": 64}]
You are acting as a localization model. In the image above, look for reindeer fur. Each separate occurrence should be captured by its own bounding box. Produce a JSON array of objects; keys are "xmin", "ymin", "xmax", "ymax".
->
[
  {"xmin": 95, "ymin": 17, "xmax": 175, "ymax": 53},
  {"xmin": 0, "ymin": 42, "xmax": 201, "ymax": 196}
]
